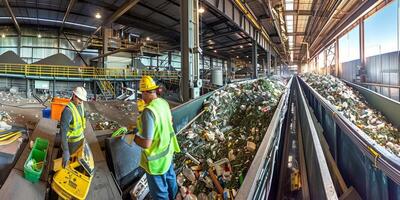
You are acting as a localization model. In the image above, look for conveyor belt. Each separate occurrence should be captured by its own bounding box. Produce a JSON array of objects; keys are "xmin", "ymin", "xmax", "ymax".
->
[{"xmin": 297, "ymin": 76, "xmax": 400, "ymax": 199}]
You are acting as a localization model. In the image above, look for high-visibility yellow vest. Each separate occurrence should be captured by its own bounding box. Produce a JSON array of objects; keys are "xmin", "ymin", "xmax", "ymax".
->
[
  {"xmin": 139, "ymin": 98, "xmax": 180, "ymax": 175},
  {"xmin": 67, "ymin": 102, "xmax": 86, "ymax": 143}
]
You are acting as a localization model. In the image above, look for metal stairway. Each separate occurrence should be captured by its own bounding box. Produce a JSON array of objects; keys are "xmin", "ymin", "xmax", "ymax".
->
[{"xmin": 97, "ymin": 79, "xmax": 115, "ymax": 100}]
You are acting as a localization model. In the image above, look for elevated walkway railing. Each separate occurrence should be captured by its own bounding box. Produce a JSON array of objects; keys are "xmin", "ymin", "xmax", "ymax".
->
[{"xmin": 0, "ymin": 63, "xmax": 179, "ymax": 80}]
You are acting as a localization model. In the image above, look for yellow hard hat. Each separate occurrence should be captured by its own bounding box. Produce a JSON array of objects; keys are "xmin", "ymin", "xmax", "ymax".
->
[
  {"xmin": 137, "ymin": 99, "xmax": 146, "ymax": 112},
  {"xmin": 139, "ymin": 76, "xmax": 159, "ymax": 92}
]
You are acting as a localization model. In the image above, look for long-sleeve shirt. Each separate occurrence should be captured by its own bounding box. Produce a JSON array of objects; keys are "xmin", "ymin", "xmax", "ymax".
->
[{"xmin": 59, "ymin": 104, "xmax": 84, "ymax": 155}]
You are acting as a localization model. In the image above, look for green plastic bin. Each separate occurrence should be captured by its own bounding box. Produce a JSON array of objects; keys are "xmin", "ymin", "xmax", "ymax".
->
[{"xmin": 24, "ymin": 137, "xmax": 49, "ymax": 183}]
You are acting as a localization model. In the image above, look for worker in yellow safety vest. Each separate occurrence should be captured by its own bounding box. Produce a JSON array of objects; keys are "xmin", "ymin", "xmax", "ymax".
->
[
  {"xmin": 59, "ymin": 86, "xmax": 87, "ymax": 168},
  {"xmin": 132, "ymin": 76, "xmax": 180, "ymax": 200}
]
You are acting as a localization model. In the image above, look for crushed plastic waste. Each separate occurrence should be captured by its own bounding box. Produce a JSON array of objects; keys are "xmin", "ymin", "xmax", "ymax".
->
[
  {"xmin": 301, "ymin": 73, "xmax": 400, "ymax": 157},
  {"xmin": 88, "ymin": 112, "xmax": 120, "ymax": 130},
  {"xmin": 174, "ymin": 78, "xmax": 286, "ymax": 198}
]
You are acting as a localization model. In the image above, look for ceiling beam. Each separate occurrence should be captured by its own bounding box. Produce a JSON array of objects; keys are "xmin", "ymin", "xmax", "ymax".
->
[
  {"xmin": 208, "ymin": 40, "xmax": 250, "ymax": 51},
  {"xmin": 82, "ymin": 0, "xmax": 140, "ymax": 50},
  {"xmin": 203, "ymin": 29, "xmax": 240, "ymax": 40},
  {"xmin": 287, "ymin": 32, "xmax": 306, "ymax": 36},
  {"xmin": 59, "ymin": 0, "xmax": 76, "ymax": 32},
  {"xmin": 138, "ymin": 2, "xmax": 179, "ymax": 22},
  {"xmin": 284, "ymin": 10, "xmax": 313, "ymax": 16},
  {"xmin": 4, "ymin": 0, "xmax": 21, "ymax": 35}
]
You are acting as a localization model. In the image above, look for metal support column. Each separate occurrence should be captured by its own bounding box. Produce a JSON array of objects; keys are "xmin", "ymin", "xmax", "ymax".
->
[
  {"xmin": 17, "ymin": 35, "xmax": 21, "ymax": 56},
  {"xmin": 359, "ymin": 18, "xmax": 366, "ymax": 83},
  {"xmin": 274, "ymin": 56, "xmax": 278, "ymax": 75},
  {"xmin": 94, "ymin": 80, "xmax": 97, "ymax": 99},
  {"xmin": 57, "ymin": 32, "xmax": 60, "ymax": 54},
  {"xmin": 223, "ymin": 60, "xmax": 226, "ymax": 85},
  {"xmin": 168, "ymin": 51, "xmax": 172, "ymax": 70},
  {"xmin": 113, "ymin": 81, "xmax": 117, "ymax": 98},
  {"xmin": 267, "ymin": 51, "xmax": 271, "ymax": 75},
  {"xmin": 227, "ymin": 59, "xmax": 232, "ymax": 83},
  {"xmin": 335, "ymin": 38, "xmax": 339, "ymax": 77},
  {"xmin": 102, "ymin": 26, "xmax": 110, "ymax": 68},
  {"xmin": 252, "ymin": 39, "xmax": 258, "ymax": 79},
  {"xmin": 262, "ymin": 57, "xmax": 266, "ymax": 77},
  {"xmin": 53, "ymin": 80, "xmax": 56, "ymax": 97},
  {"xmin": 180, "ymin": 0, "xmax": 201, "ymax": 101},
  {"xmin": 26, "ymin": 79, "xmax": 31, "ymax": 98}
]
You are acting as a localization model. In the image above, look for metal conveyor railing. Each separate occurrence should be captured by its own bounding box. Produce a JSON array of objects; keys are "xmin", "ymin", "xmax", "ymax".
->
[
  {"xmin": 295, "ymin": 77, "xmax": 339, "ymax": 200},
  {"xmin": 298, "ymin": 76, "xmax": 400, "ymax": 199}
]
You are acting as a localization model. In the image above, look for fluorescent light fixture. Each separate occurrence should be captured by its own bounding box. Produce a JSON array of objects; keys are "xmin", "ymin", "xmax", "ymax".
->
[
  {"xmin": 95, "ymin": 13, "xmax": 102, "ymax": 19},
  {"xmin": 199, "ymin": 7, "xmax": 205, "ymax": 13},
  {"xmin": 0, "ymin": 17, "xmax": 97, "ymax": 30}
]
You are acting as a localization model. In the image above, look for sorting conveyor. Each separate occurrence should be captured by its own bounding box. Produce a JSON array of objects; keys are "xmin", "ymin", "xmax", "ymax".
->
[
  {"xmin": 106, "ymin": 77, "xmax": 293, "ymax": 199},
  {"xmin": 106, "ymin": 75, "xmax": 400, "ymax": 200},
  {"xmin": 297, "ymin": 76, "xmax": 400, "ymax": 199}
]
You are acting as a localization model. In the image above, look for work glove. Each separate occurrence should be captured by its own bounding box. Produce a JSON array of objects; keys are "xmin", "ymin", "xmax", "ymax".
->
[{"xmin": 62, "ymin": 151, "xmax": 70, "ymax": 168}]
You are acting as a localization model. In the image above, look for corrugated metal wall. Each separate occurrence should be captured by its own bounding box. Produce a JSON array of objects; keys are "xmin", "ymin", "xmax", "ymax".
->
[
  {"xmin": 339, "ymin": 59, "xmax": 360, "ymax": 82},
  {"xmin": 365, "ymin": 51, "xmax": 400, "ymax": 101}
]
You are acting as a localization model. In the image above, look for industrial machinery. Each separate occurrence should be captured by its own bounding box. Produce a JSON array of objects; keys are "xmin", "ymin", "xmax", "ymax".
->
[{"xmin": 51, "ymin": 142, "xmax": 95, "ymax": 200}]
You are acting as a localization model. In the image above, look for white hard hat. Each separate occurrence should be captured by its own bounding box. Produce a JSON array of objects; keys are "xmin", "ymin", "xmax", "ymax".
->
[{"xmin": 72, "ymin": 86, "xmax": 87, "ymax": 101}]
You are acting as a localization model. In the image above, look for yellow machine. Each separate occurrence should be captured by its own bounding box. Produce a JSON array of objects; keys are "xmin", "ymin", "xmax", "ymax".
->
[
  {"xmin": 290, "ymin": 169, "xmax": 301, "ymax": 191},
  {"xmin": 52, "ymin": 142, "xmax": 95, "ymax": 200}
]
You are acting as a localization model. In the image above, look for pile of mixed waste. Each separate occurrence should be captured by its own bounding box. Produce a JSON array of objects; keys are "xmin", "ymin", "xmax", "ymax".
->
[
  {"xmin": 301, "ymin": 73, "xmax": 400, "ymax": 157},
  {"xmin": 87, "ymin": 112, "xmax": 120, "ymax": 130},
  {"xmin": 175, "ymin": 78, "xmax": 286, "ymax": 199},
  {"xmin": 116, "ymin": 103, "xmax": 137, "ymax": 116}
]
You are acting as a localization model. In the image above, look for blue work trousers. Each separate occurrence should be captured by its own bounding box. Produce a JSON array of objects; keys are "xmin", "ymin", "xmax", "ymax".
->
[{"xmin": 146, "ymin": 164, "xmax": 178, "ymax": 200}]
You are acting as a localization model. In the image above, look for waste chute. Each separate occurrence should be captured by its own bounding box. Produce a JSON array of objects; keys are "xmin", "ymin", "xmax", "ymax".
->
[{"xmin": 174, "ymin": 78, "xmax": 288, "ymax": 199}]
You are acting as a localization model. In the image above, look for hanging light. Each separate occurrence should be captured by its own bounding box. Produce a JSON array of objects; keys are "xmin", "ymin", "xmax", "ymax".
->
[
  {"xmin": 213, "ymin": 50, "xmax": 217, "ymax": 53},
  {"xmin": 199, "ymin": 7, "xmax": 205, "ymax": 14},
  {"xmin": 77, "ymin": 39, "xmax": 81, "ymax": 43},
  {"xmin": 1, "ymin": 34, "xmax": 5, "ymax": 38},
  {"xmin": 95, "ymin": 12, "xmax": 102, "ymax": 19},
  {"xmin": 236, "ymin": 56, "xmax": 239, "ymax": 58},
  {"xmin": 37, "ymin": 34, "xmax": 42, "ymax": 38},
  {"xmin": 146, "ymin": 37, "xmax": 151, "ymax": 41},
  {"xmin": 240, "ymin": 45, "xmax": 243, "ymax": 48}
]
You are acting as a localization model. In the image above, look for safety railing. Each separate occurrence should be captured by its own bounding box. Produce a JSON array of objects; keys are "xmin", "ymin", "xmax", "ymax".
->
[{"xmin": 0, "ymin": 63, "xmax": 180, "ymax": 80}]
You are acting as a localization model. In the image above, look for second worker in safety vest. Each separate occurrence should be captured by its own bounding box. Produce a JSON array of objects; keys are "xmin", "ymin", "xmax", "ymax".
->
[
  {"xmin": 60, "ymin": 86, "xmax": 87, "ymax": 168},
  {"xmin": 133, "ymin": 76, "xmax": 180, "ymax": 200}
]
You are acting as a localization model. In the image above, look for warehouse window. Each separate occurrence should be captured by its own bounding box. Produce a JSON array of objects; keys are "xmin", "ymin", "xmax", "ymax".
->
[
  {"xmin": 365, "ymin": 1, "xmax": 398, "ymax": 57},
  {"xmin": 338, "ymin": 25, "xmax": 360, "ymax": 81},
  {"xmin": 364, "ymin": 0, "xmax": 399, "ymax": 100},
  {"xmin": 339, "ymin": 25, "xmax": 360, "ymax": 63}
]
